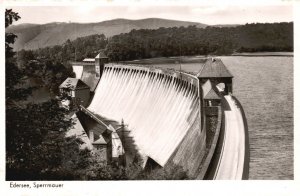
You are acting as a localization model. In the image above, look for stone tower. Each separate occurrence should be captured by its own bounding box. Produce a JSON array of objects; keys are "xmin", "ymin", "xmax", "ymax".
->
[{"xmin": 95, "ymin": 50, "xmax": 109, "ymax": 78}]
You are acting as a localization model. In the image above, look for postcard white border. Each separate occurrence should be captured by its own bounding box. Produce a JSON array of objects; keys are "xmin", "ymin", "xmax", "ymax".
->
[{"xmin": 0, "ymin": 1, "xmax": 299, "ymax": 196}]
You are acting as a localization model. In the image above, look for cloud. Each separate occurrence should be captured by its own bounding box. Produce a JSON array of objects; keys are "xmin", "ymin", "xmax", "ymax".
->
[
  {"xmin": 191, "ymin": 6, "xmax": 228, "ymax": 15},
  {"xmin": 72, "ymin": 6, "xmax": 96, "ymax": 14}
]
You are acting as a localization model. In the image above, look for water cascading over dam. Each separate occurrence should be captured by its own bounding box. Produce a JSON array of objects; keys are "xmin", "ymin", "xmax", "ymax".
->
[
  {"xmin": 70, "ymin": 56, "xmax": 249, "ymax": 179},
  {"xmin": 88, "ymin": 65, "xmax": 205, "ymax": 169}
]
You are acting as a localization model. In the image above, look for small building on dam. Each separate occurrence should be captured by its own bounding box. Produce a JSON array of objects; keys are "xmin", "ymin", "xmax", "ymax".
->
[{"xmin": 64, "ymin": 52, "xmax": 249, "ymax": 180}]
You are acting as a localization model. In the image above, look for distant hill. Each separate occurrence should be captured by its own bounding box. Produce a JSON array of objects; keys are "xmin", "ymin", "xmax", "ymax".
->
[{"xmin": 6, "ymin": 18, "xmax": 207, "ymax": 51}]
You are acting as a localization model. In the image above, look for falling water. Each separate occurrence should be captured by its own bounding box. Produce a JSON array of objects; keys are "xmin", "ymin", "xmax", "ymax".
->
[
  {"xmin": 73, "ymin": 65, "xmax": 83, "ymax": 79},
  {"xmin": 88, "ymin": 65, "xmax": 201, "ymax": 166}
]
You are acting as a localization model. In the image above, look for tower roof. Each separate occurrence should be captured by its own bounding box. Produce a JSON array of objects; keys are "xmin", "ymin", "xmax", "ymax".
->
[
  {"xmin": 202, "ymin": 79, "xmax": 221, "ymax": 100},
  {"xmin": 95, "ymin": 51, "xmax": 108, "ymax": 59},
  {"xmin": 92, "ymin": 135, "xmax": 107, "ymax": 145},
  {"xmin": 204, "ymin": 89, "xmax": 221, "ymax": 100},
  {"xmin": 59, "ymin": 77, "xmax": 90, "ymax": 90},
  {"xmin": 197, "ymin": 58, "xmax": 233, "ymax": 78},
  {"xmin": 83, "ymin": 58, "xmax": 95, "ymax": 62}
]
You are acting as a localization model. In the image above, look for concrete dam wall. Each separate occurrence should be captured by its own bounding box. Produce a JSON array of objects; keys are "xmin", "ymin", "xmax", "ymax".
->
[
  {"xmin": 87, "ymin": 64, "xmax": 206, "ymax": 174},
  {"xmin": 68, "ymin": 56, "xmax": 249, "ymax": 179},
  {"xmin": 72, "ymin": 63, "xmax": 100, "ymax": 92}
]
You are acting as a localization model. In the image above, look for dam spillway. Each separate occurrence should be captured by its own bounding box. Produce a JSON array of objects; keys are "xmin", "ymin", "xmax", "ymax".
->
[
  {"xmin": 88, "ymin": 64, "xmax": 204, "ymax": 168},
  {"xmin": 68, "ymin": 56, "xmax": 249, "ymax": 179}
]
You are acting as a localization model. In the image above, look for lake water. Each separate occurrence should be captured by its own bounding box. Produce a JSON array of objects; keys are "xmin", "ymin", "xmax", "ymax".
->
[{"xmin": 219, "ymin": 56, "xmax": 293, "ymax": 179}]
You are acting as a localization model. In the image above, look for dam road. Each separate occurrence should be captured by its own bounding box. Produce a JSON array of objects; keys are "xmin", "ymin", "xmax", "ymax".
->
[{"xmin": 212, "ymin": 95, "xmax": 247, "ymax": 180}]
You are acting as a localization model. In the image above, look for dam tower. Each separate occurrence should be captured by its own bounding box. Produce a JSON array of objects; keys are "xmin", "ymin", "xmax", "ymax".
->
[
  {"xmin": 95, "ymin": 50, "xmax": 108, "ymax": 78},
  {"xmin": 197, "ymin": 58, "xmax": 233, "ymax": 95}
]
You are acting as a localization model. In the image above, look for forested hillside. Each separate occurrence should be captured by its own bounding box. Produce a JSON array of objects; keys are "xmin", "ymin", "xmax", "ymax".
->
[
  {"xmin": 27, "ymin": 22, "xmax": 293, "ymax": 62},
  {"xmin": 105, "ymin": 22, "xmax": 293, "ymax": 61},
  {"xmin": 7, "ymin": 18, "xmax": 207, "ymax": 51},
  {"xmin": 28, "ymin": 34, "xmax": 108, "ymax": 62}
]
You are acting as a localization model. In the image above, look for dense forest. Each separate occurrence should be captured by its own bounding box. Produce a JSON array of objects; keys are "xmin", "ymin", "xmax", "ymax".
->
[
  {"xmin": 26, "ymin": 22, "xmax": 293, "ymax": 62},
  {"xmin": 6, "ymin": 9, "xmax": 88, "ymax": 180},
  {"xmin": 105, "ymin": 22, "xmax": 293, "ymax": 61},
  {"xmin": 32, "ymin": 34, "xmax": 108, "ymax": 62}
]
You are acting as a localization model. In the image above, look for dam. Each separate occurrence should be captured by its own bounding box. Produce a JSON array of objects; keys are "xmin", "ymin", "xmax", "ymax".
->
[{"xmin": 65, "ymin": 53, "xmax": 249, "ymax": 179}]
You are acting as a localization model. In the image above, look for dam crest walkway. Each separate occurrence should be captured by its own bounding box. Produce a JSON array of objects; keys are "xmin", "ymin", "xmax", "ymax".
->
[{"xmin": 213, "ymin": 95, "xmax": 246, "ymax": 180}]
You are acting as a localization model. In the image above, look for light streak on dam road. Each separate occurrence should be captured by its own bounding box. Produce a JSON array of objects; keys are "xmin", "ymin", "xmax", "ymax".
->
[{"xmin": 71, "ymin": 54, "xmax": 249, "ymax": 179}]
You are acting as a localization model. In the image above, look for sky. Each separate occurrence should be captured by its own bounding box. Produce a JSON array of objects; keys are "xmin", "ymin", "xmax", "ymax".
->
[{"xmin": 9, "ymin": 5, "xmax": 293, "ymax": 25}]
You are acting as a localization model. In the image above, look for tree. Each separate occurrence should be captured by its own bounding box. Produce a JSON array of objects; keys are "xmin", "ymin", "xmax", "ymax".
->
[
  {"xmin": 16, "ymin": 49, "xmax": 35, "ymax": 68},
  {"xmin": 134, "ymin": 163, "xmax": 190, "ymax": 180},
  {"xmin": 6, "ymin": 101, "xmax": 89, "ymax": 180},
  {"xmin": 5, "ymin": 9, "xmax": 32, "ymax": 104},
  {"xmin": 22, "ymin": 59, "xmax": 74, "ymax": 94},
  {"xmin": 5, "ymin": 9, "xmax": 20, "ymax": 58},
  {"xmin": 5, "ymin": 9, "xmax": 91, "ymax": 181}
]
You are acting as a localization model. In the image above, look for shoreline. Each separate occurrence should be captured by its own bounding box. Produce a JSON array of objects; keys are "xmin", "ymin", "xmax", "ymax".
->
[
  {"xmin": 119, "ymin": 52, "xmax": 293, "ymax": 64},
  {"xmin": 231, "ymin": 52, "xmax": 293, "ymax": 57}
]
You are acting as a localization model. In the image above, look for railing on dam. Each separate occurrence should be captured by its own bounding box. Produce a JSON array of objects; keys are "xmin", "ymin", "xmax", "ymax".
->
[
  {"xmin": 104, "ymin": 64, "xmax": 200, "ymax": 93},
  {"xmin": 79, "ymin": 105, "xmax": 109, "ymax": 130},
  {"xmin": 103, "ymin": 63, "xmax": 203, "ymax": 130},
  {"xmin": 197, "ymin": 106, "xmax": 222, "ymax": 179}
]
